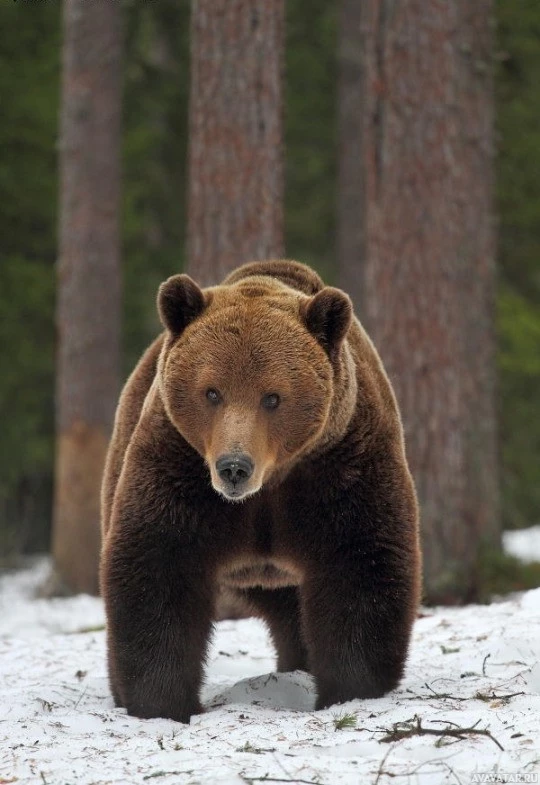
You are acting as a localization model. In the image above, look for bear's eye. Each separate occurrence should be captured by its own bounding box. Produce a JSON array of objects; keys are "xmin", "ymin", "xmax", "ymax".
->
[
  {"xmin": 262, "ymin": 393, "xmax": 280, "ymax": 411},
  {"xmin": 206, "ymin": 388, "xmax": 222, "ymax": 405}
]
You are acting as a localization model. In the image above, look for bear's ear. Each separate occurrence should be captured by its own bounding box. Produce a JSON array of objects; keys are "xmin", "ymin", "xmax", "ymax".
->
[
  {"xmin": 302, "ymin": 287, "xmax": 353, "ymax": 359},
  {"xmin": 157, "ymin": 274, "xmax": 208, "ymax": 335}
]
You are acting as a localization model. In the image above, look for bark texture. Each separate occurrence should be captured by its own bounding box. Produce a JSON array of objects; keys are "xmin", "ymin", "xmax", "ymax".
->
[
  {"xmin": 52, "ymin": 0, "xmax": 123, "ymax": 595},
  {"xmin": 187, "ymin": 0, "xmax": 285, "ymax": 285},
  {"xmin": 338, "ymin": 0, "xmax": 499, "ymax": 602}
]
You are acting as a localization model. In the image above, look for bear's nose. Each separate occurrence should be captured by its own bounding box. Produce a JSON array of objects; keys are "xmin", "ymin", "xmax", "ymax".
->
[{"xmin": 216, "ymin": 453, "xmax": 254, "ymax": 485}]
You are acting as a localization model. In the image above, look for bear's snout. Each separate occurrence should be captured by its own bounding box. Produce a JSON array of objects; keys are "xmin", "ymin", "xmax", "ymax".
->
[
  {"xmin": 216, "ymin": 453, "xmax": 254, "ymax": 483},
  {"xmin": 214, "ymin": 453, "xmax": 255, "ymax": 499}
]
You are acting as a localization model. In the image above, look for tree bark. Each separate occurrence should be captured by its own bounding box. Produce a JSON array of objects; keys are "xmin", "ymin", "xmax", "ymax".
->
[
  {"xmin": 338, "ymin": 0, "xmax": 499, "ymax": 602},
  {"xmin": 187, "ymin": 0, "xmax": 285, "ymax": 285},
  {"xmin": 51, "ymin": 0, "xmax": 123, "ymax": 595}
]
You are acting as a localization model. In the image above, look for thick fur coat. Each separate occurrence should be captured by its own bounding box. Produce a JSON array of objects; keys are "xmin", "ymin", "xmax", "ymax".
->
[{"xmin": 100, "ymin": 260, "xmax": 421, "ymax": 722}]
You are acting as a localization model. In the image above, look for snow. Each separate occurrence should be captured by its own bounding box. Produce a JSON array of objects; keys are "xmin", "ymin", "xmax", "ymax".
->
[
  {"xmin": 504, "ymin": 525, "xmax": 540, "ymax": 564},
  {"xmin": 1, "ymin": 557, "xmax": 539, "ymax": 785}
]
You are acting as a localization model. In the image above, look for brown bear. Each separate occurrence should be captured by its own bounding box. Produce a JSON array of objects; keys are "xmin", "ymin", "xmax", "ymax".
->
[{"xmin": 100, "ymin": 259, "xmax": 421, "ymax": 723}]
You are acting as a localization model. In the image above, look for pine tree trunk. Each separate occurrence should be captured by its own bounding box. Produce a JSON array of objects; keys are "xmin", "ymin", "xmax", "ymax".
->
[
  {"xmin": 51, "ymin": 0, "xmax": 123, "ymax": 595},
  {"xmin": 338, "ymin": 0, "xmax": 499, "ymax": 603},
  {"xmin": 187, "ymin": 0, "xmax": 285, "ymax": 285}
]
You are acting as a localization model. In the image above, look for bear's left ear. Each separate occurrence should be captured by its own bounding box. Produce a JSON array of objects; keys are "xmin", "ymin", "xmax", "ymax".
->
[
  {"xmin": 157, "ymin": 274, "xmax": 209, "ymax": 335},
  {"xmin": 302, "ymin": 287, "xmax": 353, "ymax": 359}
]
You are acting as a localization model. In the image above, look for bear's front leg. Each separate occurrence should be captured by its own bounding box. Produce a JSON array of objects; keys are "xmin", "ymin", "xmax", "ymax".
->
[
  {"xmin": 297, "ymin": 462, "xmax": 421, "ymax": 710},
  {"xmin": 301, "ymin": 560, "xmax": 419, "ymax": 709},
  {"xmin": 101, "ymin": 529, "xmax": 213, "ymax": 723}
]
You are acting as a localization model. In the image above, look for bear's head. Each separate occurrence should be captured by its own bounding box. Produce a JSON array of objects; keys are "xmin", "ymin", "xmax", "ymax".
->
[{"xmin": 156, "ymin": 264, "xmax": 353, "ymax": 502}]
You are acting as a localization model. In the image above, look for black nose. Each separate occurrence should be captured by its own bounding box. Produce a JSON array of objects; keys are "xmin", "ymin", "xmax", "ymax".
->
[{"xmin": 216, "ymin": 453, "xmax": 254, "ymax": 485}]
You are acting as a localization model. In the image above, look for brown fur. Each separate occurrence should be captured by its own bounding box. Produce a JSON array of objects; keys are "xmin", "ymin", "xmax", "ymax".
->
[{"xmin": 100, "ymin": 260, "xmax": 421, "ymax": 722}]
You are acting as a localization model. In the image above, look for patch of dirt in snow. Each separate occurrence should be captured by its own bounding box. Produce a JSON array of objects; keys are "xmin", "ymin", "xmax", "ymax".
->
[{"xmin": 1, "ymin": 559, "xmax": 539, "ymax": 785}]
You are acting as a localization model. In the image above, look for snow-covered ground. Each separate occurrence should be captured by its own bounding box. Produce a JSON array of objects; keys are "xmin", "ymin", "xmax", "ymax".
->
[
  {"xmin": 1, "ymin": 539, "xmax": 539, "ymax": 785},
  {"xmin": 504, "ymin": 525, "xmax": 540, "ymax": 564}
]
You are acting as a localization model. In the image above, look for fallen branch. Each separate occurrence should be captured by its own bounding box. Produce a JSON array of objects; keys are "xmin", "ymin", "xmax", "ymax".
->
[
  {"xmin": 423, "ymin": 683, "xmax": 524, "ymax": 705},
  {"xmin": 475, "ymin": 691, "xmax": 525, "ymax": 703},
  {"xmin": 380, "ymin": 714, "xmax": 504, "ymax": 751},
  {"xmin": 423, "ymin": 683, "xmax": 468, "ymax": 701}
]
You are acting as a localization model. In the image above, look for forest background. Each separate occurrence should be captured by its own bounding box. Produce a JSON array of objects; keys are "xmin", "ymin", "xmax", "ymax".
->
[{"xmin": 0, "ymin": 0, "xmax": 539, "ymax": 565}]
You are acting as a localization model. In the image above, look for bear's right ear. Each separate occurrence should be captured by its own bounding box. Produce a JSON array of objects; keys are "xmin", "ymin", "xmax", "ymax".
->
[{"xmin": 157, "ymin": 274, "xmax": 208, "ymax": 335}]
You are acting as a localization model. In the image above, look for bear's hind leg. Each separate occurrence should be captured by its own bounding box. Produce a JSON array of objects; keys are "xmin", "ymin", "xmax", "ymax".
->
[{"xmin": 243, "ymin": 586, "xmax": 309, "ymax": 672}]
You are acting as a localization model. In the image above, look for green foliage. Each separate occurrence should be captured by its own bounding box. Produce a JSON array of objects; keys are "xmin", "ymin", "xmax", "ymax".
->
[
  {"xmin": 496, "ymin": 0, "xmax": 540, "ymax": 529},
  {"xmin": 0, "ymin": 3, "xmax": 59, "ymax": 553},
  {"xmin": 0, "ymin": 257, "xmax": 55, "ymax": 553},
  {"xmin": 477, "ymin": 545, "xmax": 540, "ymax": 600},
  {"xmin": 285, "ymin": 0, "xmax": 337, "ymax": 281},
  {"xmin": 497, "ymin": 0, "xmax": 540, "ymax": 300},
  {"xmin": 333, "ymin": 712, "xmax": 358, "ymax": 731},
  {"xmin": 498, "ymin": 288, "xmax": 540, "ymax": 377},
  {"xmin": 0, "ymin": 259, "xmax": 54, "ymax": 486},
  {"xmin": 0, "ymin": 2, "xmax": 60, "ymax": 263},
  {"xmin": 122, "ymin": 0, "xmax": 191, "ymax": 372},
  {"xmin": 497, "ymin": 287, "xmax": 540, "ymax": 528}
]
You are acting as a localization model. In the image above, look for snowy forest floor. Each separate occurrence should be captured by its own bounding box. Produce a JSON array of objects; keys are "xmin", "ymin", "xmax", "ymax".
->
[{"xmin": 1, "ymin": 528, "xmax": 540, "ymax": 785}]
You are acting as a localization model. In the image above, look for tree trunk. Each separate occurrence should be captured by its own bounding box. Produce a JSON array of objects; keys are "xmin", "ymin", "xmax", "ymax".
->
[
  {"xmin": 338, "ymin": 0, "xmax": 499, "ymax": 603},
  {"xmin": 187, "ymin": 0, "xmax": 284, "ymax": 619},
  {"xmin": 51, "ymin": 0, "xmax": 123, "ymax": 595},
  {"xmin": 187, "ymin": 0, "xmax": 285, "ymax": 285}
]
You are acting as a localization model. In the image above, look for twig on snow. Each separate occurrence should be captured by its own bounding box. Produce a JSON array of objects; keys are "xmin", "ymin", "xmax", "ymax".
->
[
  {"xmin": 475, "ymin": 690, "xmax": 525, "ymax": 703},
  {"xmin": 373, "ymin": 745, "xmax": 394, "ymax": 785},
  {"xmin": 380, "ymin": 714, "xmax": 504, "ymax": 751},
  {"xmin": 423, "ymin": 682, "xmax": 524, "ymax": 705},
  {"xmin": 374, "ymin": 747, "xmax": 464, "ymax": 785},
  {"xmin": 399, "ymin": 757, "xmax": 464, "ymax": 785},
  {"xmin": 423, "ymin": 683, "xmax": 468, "ymax": 701}
]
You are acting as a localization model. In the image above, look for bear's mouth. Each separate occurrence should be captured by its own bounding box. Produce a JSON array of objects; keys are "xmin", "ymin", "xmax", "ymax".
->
[{"xmin": 213, "ymin": 482, "xmax": 261, "ymax": 503}]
